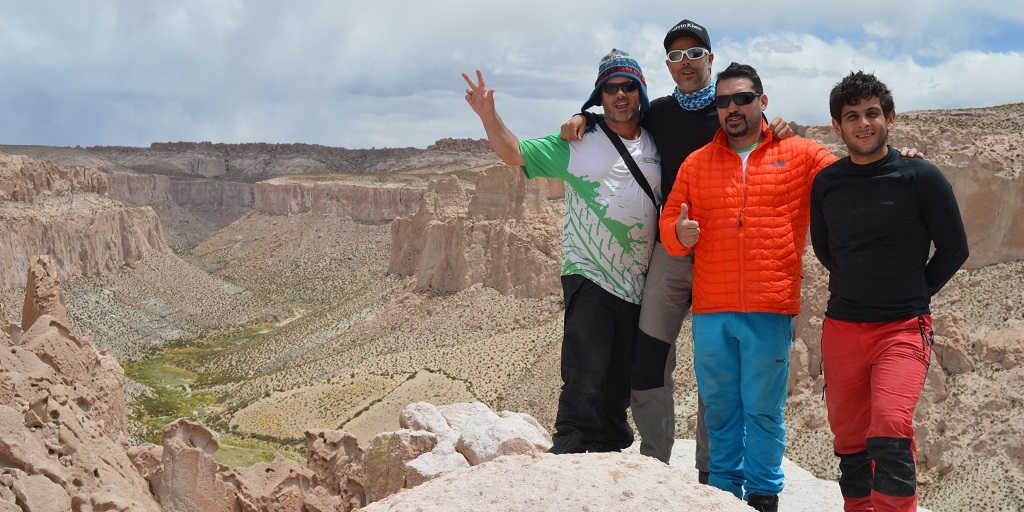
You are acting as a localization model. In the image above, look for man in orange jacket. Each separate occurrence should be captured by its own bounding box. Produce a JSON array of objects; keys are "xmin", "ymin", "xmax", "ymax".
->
[{"xmin": 659, "ymin": 62, "xmax": 836, "ymax": 511}]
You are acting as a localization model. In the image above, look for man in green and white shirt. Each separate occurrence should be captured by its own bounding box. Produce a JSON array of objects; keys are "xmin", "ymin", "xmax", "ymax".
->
[
  {"xmin": 462, "ymin": 48, "xmax": 661, "ymax": 453},
  {"xmin": 519, "ymin": 128, "xmax": 660, "ymax": 303}
]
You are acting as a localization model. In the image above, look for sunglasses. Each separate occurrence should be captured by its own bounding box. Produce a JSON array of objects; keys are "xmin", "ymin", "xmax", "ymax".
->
[
  {"xmin": 713, "ymin": 91, "xmax": 762, "ymax": 109},
  {"xmin": 666, "ymin": 47, "xmax": 710, "ymax": 62},
  {"xmin": 601, "ymin": 80, "xmax": 640, "ymax": 95}
]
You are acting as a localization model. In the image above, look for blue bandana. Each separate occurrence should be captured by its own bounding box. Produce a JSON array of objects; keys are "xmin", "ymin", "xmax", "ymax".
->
[{"xmin": 673, "ymin": 82, "xmax": 716, "ymax": 111}]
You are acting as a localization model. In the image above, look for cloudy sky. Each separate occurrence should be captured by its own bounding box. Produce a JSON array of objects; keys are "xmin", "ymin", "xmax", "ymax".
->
[{"xmin": 2, "ymin": 1, "xmax": 1022, "ymax": 150}]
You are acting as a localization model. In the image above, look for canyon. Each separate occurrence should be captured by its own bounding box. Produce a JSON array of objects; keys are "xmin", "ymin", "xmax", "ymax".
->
[{"xmin": 0, "ymin": 102, "xmax": 1022, "ymax": 510}]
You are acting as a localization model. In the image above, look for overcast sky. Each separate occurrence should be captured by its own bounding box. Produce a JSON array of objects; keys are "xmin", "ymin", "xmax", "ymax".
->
[{"xmin": 2, "ymin": 1, "xmax": 1022, "ymax": 150}]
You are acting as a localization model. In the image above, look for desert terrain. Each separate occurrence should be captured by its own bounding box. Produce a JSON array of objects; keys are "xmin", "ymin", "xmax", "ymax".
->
[{"xmin": 1, "ymin": 104, "xmax": 1022, "ymax": 510}]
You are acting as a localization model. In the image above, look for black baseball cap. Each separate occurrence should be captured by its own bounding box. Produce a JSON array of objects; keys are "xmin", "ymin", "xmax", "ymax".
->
[{"xmin": 664, "ymin": 19, "xmax": 711, "ymax": 52}]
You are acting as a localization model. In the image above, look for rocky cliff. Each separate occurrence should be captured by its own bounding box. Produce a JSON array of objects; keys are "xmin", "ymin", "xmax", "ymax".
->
[
  {"xmin": 106, "ymin": 174, "xmax": 255, "ymax": 209},
  {"xmin": 0, "ymin": 154, "xmax": 108, "ymax": 202},
  {"xmin": 388, "ymin": 166, "xmax": 564, "ymax": 299},
  {"xmin": 1, "ymin": 257, "xmax": 160, "ymax": 511},
  {"xmin": 0, "ymin": 154, "xmax": 170, "ymax": 292},
  {"xmin": 254, "ymin": 179, "xmax": 424, "ymax": 222}
]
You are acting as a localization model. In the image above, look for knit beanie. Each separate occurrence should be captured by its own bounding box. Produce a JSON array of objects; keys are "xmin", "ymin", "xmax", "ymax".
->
[{"xmin": 581, "ymin": 48, "xmax": 650, "ymax": 113}]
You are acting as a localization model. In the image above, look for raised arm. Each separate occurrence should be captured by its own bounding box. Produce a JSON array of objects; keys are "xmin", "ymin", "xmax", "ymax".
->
[{"xmin": 462, "ymin": 70, "xmax": 524, "ymax": 167}]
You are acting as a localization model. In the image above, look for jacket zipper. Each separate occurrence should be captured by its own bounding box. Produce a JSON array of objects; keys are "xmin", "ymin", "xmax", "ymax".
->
[{"xmin": 738, "ymin": 151, "xmax": 749, "ymax": 311}]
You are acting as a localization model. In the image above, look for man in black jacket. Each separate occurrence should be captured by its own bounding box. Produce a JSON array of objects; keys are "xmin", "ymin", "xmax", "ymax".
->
[
  {"xmin": 560, "ymin": 20, "xmax": 791, "ymax": 485},
  {"xmin": 810, "ymin": 71, "xmax": 969, "ymax": 512}
]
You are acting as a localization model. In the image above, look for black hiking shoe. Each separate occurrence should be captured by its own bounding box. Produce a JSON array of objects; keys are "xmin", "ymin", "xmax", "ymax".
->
[
  {"xmin": 698, "ymin": 470, "xmax": 710, "ymax": 485},
  {"xmin": 746, "ymin": 493, "xmax": 778, "ymax": 512}
]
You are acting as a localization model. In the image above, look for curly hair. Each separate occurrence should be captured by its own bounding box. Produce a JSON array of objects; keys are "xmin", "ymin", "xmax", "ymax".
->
[{"xmin": 829, "ymin": 71, "xmax": 894, "ymax": 121}]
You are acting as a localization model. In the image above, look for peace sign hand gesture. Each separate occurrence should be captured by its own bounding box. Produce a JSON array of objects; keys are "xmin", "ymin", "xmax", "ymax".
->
[{"xmin": 462, "ymin": 69, "xmax": 495, "ymax": 118}]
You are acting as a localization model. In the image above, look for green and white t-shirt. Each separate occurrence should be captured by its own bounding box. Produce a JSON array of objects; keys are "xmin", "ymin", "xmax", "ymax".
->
[{"xmin": 519, "ymin": 130, "xmax": 661, "ymax": 304}]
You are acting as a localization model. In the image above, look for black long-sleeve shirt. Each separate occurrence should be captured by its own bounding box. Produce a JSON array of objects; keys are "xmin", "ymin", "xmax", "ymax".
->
[
  {"xmin": 641, "ymin": 96, "xmax": 721, "ymax": 190},
  {"xmin": 588, "ymin": 95, "xmax": 720, "ymax": 199},
  {"xmin": 810, "ymin": 147, "xmax": 970, "ymax": 322}
]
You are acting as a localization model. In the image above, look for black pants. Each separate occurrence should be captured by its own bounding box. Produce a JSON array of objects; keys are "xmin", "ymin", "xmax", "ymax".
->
[{"xmin": 549, "ymin": 275, "xmax": 639, "ymax": 454}]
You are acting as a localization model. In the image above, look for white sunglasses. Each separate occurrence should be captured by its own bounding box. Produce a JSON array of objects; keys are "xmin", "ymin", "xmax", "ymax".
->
[{"xmin": 666, "ymin": 47, "xmax": 710, "ymax": 62}]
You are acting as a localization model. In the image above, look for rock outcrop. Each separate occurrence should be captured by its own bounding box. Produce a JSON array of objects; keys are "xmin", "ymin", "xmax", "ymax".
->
[
  {"xmin": 1, "ymin": 262, "xmax": 560, "ymax": 511},
  {"xmin": 363, "ymin": 401, "xmax": 552, "ymax": 503},
  {"xmin": 388, "ymin": 166, "xmax": 564, "ymax": 299},
  {"xmin": 0, "ymin": 154, "xmax": 108, "ymax": 202},
  {"xmin": 0, "ymin": 154, "xmax": 170, "ymax": 292},
  {"xmin": 254, "ymin": 179, "xmax": 424, "ymax": 222},
  {"xmin": 107, "ymin": 174, "xmax": 256, "ymax": 210},
  {"xmin": 105, "ymin": 175, "xmax": 173, "ymax": 205},
  {"xmin": 170, "ymin": 180, "xmax": 254, "ymax": 208},
  {"xmin": 1, "ymin": 258, "xmax": 159, "ymax": 511}
]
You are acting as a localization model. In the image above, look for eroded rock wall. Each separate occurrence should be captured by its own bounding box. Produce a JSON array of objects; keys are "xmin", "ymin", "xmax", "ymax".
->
[
  {"xmin": 254, "ymin": 179, "xmax": 425, "ymax": 222},
  {"xmin": 1, "ymin": 258, "xmax": 160, "ymax": 511},
  {"xmin": 388, "ymin": 166, "xmax": 562, "ymax": 299},
  {"xmin": 0, "ymin": 155, "xmax": 170, "ymax": 292},
  {"xmin": 106, "ymin": 174, "xmax": 173, "ymax": 205},
  {"xmin": 0, "ymin": 153, "xmax": 108, "ymax": 202}
]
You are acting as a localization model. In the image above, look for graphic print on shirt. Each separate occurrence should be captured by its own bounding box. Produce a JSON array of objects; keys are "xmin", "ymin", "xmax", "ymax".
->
[
  {"xmin": 561, "ymin": 182, "xmax": 648, "ymax": 298},
  {"xmin": 518, "ymin": 132, "xmax": 660, "ymax": 304}
]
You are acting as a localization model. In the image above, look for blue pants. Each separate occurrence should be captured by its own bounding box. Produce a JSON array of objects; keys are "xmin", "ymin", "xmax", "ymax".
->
[{"xmin": 692, "ymin": 312, "xmax": 792, "ymax": 498}]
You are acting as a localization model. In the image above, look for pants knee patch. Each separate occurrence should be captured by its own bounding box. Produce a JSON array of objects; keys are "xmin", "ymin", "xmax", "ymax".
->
[
  {"xmin": 631, "ymin": 330, "xmax": 671, "ymax": 390},
  {"xmin": 866, "ymin": 437, "xmax": 917, "ymax": 497},
  {"xmin": 837, "ymin": 450, "xmax": 872, "ymax": 498}
]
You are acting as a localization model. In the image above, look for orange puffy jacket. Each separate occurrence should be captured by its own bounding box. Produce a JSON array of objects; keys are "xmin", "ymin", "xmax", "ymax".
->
[{"xmin": 660, "ymin": 121, "xmax": 838, "ymax": 315}]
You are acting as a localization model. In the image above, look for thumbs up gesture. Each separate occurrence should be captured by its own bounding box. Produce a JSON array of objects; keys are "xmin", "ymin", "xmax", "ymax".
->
[{"xmin": 676, "ymin": 203, "xmax": 700, "ymax": 248}]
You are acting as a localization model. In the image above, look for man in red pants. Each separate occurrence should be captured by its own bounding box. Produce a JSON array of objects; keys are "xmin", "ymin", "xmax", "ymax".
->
[{"xmin": 810, "ymin": 71, "xmax": 970, "ymax": 511}]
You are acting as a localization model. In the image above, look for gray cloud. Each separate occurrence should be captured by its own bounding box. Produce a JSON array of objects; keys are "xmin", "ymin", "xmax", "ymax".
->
[{"xmin": 1, "ymin": 1, "xmax": 1021, "ymax": 149}]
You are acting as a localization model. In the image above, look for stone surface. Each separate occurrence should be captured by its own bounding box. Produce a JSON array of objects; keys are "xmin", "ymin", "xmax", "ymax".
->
[
  {"xmin": 232, "ymin": 454, "xmax": 316, "ymax": 512},
  {"xmin": 255, "ymin": 179, "xmax": 424, "ymax": 222},
  {"xmin": 363, "ymin": 429, "xmax": 439, "ymax": 503},
  {"xmin": 388, "ymin": 167, "xmax": 562, "ymax": 299},
  {"xmin": 0, "ymin": 155, "xmax": 169, "ymax": 292},
  {"xmin": 159, "ymin": 419, "xmax": 239, "ymax": 512},
  {"xmin": 0, "ymin": 285, "xmax": 159, "ymax": 511},
  {"xmin": 20, "ymin": 256, "xmax": 67, "ymax": 331},
  {"xmin": 363, "ymin": 451, "xmax": 752, "ymax": 512},
  {"xmin": 304, "ymin": 429, "xmax": 365, "ymax": 511}
]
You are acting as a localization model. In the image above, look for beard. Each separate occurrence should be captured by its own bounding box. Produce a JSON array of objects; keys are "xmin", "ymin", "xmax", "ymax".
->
[
  {"xmin": 606, "ymin": 107, "xmax": 639, "ymax": 125},
  {"xmin": 723, "ymin": 113, "xmax": 753, "ymax": 139},
  {"xmin": 843, "ymin": 126, "xmax": 889, "ymax": 160}
]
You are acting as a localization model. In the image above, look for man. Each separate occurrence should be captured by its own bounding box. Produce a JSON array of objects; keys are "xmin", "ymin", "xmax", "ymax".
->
[
  {"xmin": 462, "ymin": 49, "xmax": 661, "ymax": 454},
  {"xmin": 811, "ymin": 71, "xmax": 969, "ymax": 512},
  {"xmin": 659, "ymin": 62, "xmax": 838, "ymax": 512},
  {"xmin": 560, "ymin": 19, "xmax": 791, "ymax": 479}
]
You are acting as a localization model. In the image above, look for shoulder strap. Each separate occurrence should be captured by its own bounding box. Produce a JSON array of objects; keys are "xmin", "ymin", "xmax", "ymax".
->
[{"xmin": 597, "ymin": 121, "xmax": 659, "ymax": 208}]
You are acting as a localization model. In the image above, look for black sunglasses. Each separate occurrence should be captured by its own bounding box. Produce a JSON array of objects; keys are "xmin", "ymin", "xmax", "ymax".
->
[
  {"xmin": 714, "ymin": 91, "xmax": 761, "ymax": 109},
  {"xmin": 601, "ymin": 80, "xmax": 640, "ymax": 95}
]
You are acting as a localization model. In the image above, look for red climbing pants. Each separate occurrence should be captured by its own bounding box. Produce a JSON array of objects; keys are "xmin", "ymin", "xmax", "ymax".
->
[{"xmin": 821, "ymin": 315, "xmax": 931, "ymax": 512}]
